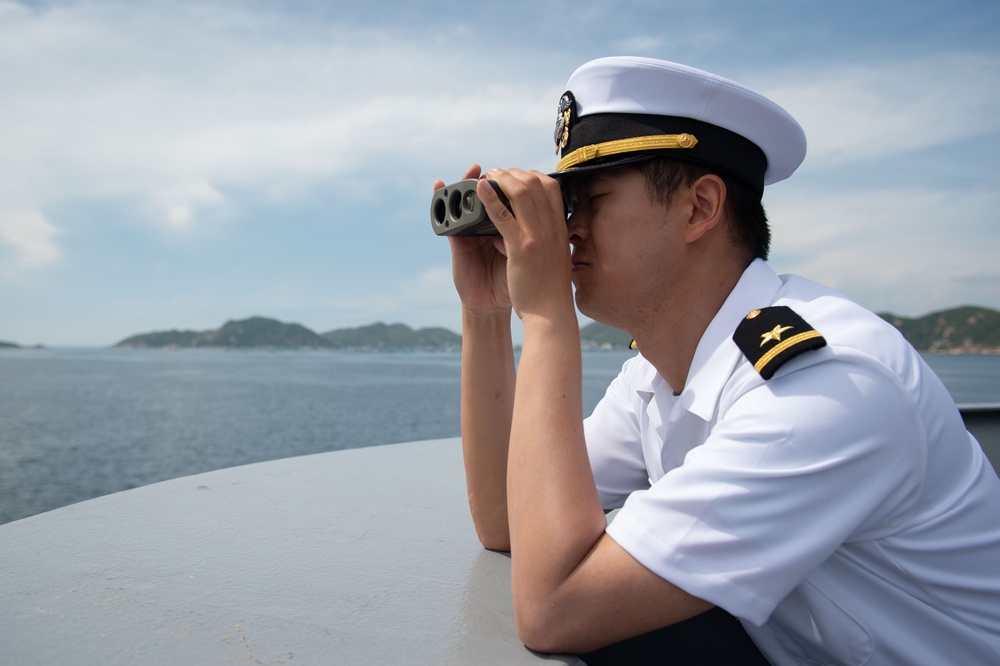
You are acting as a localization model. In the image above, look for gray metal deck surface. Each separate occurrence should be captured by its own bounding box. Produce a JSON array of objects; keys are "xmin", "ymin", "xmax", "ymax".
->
[
  {"xmin": 4, "ymin": 408, "xmax": 997, "ymax": 664},
  {"xmin": 1, "ymin": 438, "xmax": 580, "ymax": 665}
]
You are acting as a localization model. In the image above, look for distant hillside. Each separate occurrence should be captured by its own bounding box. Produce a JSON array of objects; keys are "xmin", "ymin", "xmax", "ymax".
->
[
  {"xmin": 114, "ymin": 329, "xmax": 202, "ymax": 348},
  {"xmin": 113, "ymin": 317, "xmax": 461, "ymax": 350},
  {"xmin": 581, "ymin": 305, "xmax": 1000, "ymax": 353},
  {"xmin": 115, "ymin": 317, "xmax": 329, "ymax": 349},
  {"xmin": 0, "ymin": 341, "xmax": 44, "ymax": 349},
  {"xmin": 321, "ymin": 322, "xmax": 461, "ymax": 350},
  {"xmin": 198, "ymin": 317, "xmax": 329, "ymax": 349},
  {"xmin": 878, "ymin": 305, "xmax": 1000, "ymax": 353},
  {"xmin": 580, "ymin": 322, "xmax": 633, "ymax": 349},
  {"xmin": 106, "ymin": 306, "xmax": 1000, "ymax": 353}
]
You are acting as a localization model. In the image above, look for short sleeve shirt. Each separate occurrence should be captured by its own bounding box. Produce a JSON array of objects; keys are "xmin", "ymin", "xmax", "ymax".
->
[{"xmin": 584, "ymin": 260, "xmax": 1000, "ymax": 665}]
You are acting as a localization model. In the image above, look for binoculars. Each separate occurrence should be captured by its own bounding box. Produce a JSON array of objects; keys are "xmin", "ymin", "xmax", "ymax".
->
[{"xmin": 429, "ymin": 179, "xmax": 504, "ymax": 236}]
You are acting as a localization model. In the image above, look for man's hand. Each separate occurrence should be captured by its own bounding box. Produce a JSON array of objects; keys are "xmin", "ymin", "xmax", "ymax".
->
[
  {"xmin": 475, "ymin": 168, "xmax": 573, "ymax": 324},
  {"xmin": 435, "ymin": 165, "xmax": 511, "ymax": 316}
]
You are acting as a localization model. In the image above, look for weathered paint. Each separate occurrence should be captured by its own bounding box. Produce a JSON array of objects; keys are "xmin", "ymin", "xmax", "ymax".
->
[
  {"xmin": 0, "ymin": 438, "xmax": 580, "ymax": 665},
  {"xmin": 4, "ymin": 407, "xmax": 997, "ymax": 664}
]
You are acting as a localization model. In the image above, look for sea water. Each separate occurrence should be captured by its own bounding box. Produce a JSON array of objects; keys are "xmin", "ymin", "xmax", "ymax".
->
[{"xmin": 1, "ymin": 348, "xmax": 998, "ymax": 525}]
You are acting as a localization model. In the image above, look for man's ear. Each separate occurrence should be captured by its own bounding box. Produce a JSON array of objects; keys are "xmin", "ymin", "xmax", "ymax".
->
[{"xmin": 684, "ymin": 174, "xmax": 727, "ymax": 244}]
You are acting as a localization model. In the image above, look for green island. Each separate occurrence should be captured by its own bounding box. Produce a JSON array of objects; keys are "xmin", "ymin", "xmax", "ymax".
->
[
  {"xmin": 112, "ymin": 317, "xmax": 462, "ymax": 351},
  {"xmin": 0, "ymin": 341, "xmax": 44, "ymax": 349},
  {"xmin": 878, "ymin": 306, "xmax": 1000, "ymax": 354},
  {"xmin": 581, "ymin": 305, "xmax": 1000, "ymax": 353},
  {"xmin": 88, "ymin": 305, "xmax": 1000, "ymax": 353}
]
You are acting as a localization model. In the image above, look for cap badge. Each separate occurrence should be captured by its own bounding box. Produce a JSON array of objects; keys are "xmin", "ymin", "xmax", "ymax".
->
[{"xmin": 554, "ymin": 91, "xmax": 575, "ymax": 154}]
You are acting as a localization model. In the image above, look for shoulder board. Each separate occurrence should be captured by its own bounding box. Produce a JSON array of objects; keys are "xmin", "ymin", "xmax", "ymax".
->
[{"xmin": 732, "ymin": 306, "xmax": 827, "ymax": 380}]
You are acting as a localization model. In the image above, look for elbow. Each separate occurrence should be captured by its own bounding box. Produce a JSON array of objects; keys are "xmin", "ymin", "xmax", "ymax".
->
[
  {"xmin": 469, "ymin": 504, "xmax": 511, "ymax": 552},
  {"xmin": 518, "ymin": 624, "xmax": 565, "ymax": 655},
  {"xmin": 478, "ymin": 533, "xmax": 511, "ymax": 553},
  {"xmin": 513, "ymin": 594, "xmax": 585, "ymax": 655},
  {"xmin": 474, "ymin": 524, "xmax": 511, "ymax": 552}
]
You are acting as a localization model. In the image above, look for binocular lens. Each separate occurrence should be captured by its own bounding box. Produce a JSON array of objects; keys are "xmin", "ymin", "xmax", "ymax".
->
[
  {"xmin": 449, "ymin": 189, "xmax": 464, "ymax": 221},
  {"xmin": 433, "ymin": 197, "xmax": 446, "ymax": 225},
  {"xmin": 429, "ymin": 179, "xmax": 498, "ymax": 236}
]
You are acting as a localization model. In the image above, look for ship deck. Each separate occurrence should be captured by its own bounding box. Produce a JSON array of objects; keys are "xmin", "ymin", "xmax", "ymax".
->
[{"xmin": 2, "ymin": 407, "xmax": 997, "ymax": 664}]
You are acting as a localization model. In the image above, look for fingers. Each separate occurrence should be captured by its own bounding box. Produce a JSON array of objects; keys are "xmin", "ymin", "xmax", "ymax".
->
[
  {"xmin": 475, "ymin": 169, "xmax": 573, "ymax": 321},
  {"xmin": 464, "ymin": 164, "xmax": 483, "ymax": 181},
  {"xmin": 433, "ymin": 164, "xmax": 482, "ymax": 192},
  {"xmin": 476, "ymin": 176, "xmax": 516, "ymax": 228},
  {"xmin": 477, "ymin": 168, "xmax": 565, "ymax": 236}
]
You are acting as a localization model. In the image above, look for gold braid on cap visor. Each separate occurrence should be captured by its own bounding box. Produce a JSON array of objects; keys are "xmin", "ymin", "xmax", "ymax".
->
[{"xmin": 556, "ymin": 133, "xmax": 698, "ymax": 171}]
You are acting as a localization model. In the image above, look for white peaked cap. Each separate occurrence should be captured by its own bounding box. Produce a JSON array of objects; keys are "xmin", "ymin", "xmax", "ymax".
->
[{"xmin": 552, "ymin": 56, "xmax": 807, "ymax": 192}]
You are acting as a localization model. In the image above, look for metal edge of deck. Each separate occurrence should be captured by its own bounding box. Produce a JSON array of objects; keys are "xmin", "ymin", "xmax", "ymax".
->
[
  {"xmin": 960, "ymin": 403, "xmax": 1000, "ymax": 473},
  {"xmin": 0, "ymin": 437, "xmax": 581, "ymax": 665},
  {"xmin": 1, "ymin": 405, "xmax": 997, "ymax": 665}
]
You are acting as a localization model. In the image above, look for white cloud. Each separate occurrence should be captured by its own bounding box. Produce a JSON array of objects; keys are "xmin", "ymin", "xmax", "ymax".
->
[
  {"xmin": 330, "ymin": 265, "xmax": 465, "ymax": 333},
  {"xmin": 147, "ymin": 182, "xmax": 227, "ymax": 230},
  {"xmin": 409, "ymin": 265, "xmax": 454, "ymax": 288},
  {"xmin": 767, "ymin": 184, "xmax": 1000, "ymax": 316},
  {"xmin": 0, "ymin": 1, "xmax": 560, "ymax": 248},
  {"xmin": 3, "ymin": 0, "xmax": 998, "ymax": 342},
  {"xmin": 0, "ymin": 206, "xmax": 60, "ymax": 274},
  {"xmin": 613, "ymin": 36, "xmax": 666, "ymax": 53},
  {"xmin": 757, "ymin": 53, "xmax": 1000, "ymax": 166},
  {"xmin": 747, "ymin": 52, "xmax": 1000, "ymax": 317}
]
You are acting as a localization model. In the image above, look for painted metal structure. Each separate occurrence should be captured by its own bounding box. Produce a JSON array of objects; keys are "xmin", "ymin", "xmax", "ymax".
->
[
  {"xmin": 2, "ymin": 438, "xmax": 579, "ymax": 664},
  {"xmin": 2, "ymin": 408, "xmax": 998, "ymax": 664}
]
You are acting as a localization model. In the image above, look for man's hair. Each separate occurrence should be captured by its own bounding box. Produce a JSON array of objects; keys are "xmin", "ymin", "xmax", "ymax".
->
[{"xmin": 635, "ymin": 157, "xmax": 770, "ymax": 263}]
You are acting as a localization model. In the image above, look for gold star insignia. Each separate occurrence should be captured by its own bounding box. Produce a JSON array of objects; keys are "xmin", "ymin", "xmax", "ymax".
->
[
  {"xmin": 760, "ymin": 324, "xmax": 794, "ymax": 347},
  {"xmin": 733, "ymin": 306, "xmax": 827, "ymax": 380}
]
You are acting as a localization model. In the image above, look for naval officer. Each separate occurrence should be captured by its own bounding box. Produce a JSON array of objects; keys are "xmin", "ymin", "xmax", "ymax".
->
[{"xmin": 440, "ymin": 56, "xmax": 1000, "ymax": 664}]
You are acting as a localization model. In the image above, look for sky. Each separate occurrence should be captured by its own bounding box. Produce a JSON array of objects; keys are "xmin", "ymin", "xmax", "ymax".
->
[{"xmin": 1, "ymin": 0, "xmax": 998, "ymax": 346}]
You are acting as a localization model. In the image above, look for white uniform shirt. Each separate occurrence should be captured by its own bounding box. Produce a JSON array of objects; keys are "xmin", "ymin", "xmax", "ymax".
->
[{"xmin": 585, "ymin": 260, "xmax": 1000, "ymax": 665}]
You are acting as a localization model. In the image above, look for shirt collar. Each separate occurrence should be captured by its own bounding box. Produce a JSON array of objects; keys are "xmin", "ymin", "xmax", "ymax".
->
[
  {"xmin": 675, "ymin": 259, "xmax": 782, "ymax": 421},
  {"xmin": 631, "ymin": 350, "xmax": 663, "ymax": 398}
]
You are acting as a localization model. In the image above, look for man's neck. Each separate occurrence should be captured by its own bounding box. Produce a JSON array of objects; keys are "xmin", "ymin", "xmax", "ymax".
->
[{"xmin": 631, "ymin": 259, "xmax": 745, "ymax": 393}]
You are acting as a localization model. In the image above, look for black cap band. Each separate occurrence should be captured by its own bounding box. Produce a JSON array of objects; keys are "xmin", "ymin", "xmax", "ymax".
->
[{"xmin": 556, "ymin": 113, "xmax": 768, "ymax": 194}]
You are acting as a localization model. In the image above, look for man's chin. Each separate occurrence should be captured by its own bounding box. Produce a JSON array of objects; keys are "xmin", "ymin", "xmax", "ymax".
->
[{"xmin": 574, "ymin": 292, "xmax": 599, "ymax": 321}]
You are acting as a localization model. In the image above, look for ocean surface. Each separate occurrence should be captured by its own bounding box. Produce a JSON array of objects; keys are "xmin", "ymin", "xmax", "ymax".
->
[{"xmin": 1, "ymin": 348, "xmax": 999, "ymax": 525}]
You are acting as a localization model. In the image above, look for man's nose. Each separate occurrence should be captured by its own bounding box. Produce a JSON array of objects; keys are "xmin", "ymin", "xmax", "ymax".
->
[{"xmin": 566, "ymin": 209, "xmax": 588, "ymax": 243}]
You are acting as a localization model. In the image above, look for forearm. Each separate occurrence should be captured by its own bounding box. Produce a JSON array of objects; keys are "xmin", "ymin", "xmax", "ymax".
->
[
  {"xmin": 506, "ymin": 315, "xmax": 705, "ymax": 653},
  {"xmin": 508, "ymin": 313, "xmax": 607, "ymax": 604},
  {"xmin": 460, "ymin": 306, "xmax": 516, "ymax": 551}
]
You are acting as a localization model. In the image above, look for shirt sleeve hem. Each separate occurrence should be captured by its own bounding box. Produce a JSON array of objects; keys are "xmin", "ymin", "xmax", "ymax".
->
[{"xmin": 606, "ymin": 509, "xmax": 778, "ymax": 627}]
